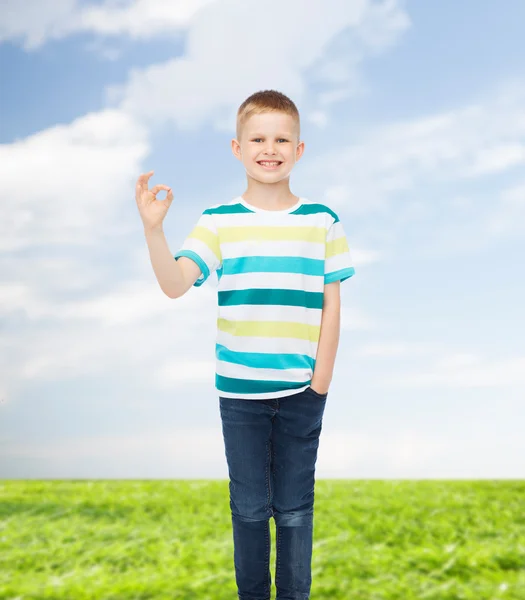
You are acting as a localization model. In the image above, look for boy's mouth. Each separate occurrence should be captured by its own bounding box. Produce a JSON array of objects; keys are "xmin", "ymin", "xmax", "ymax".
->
[{"xmin": 257, "ymin": 161, "xmax": 283, "ymax": 170}]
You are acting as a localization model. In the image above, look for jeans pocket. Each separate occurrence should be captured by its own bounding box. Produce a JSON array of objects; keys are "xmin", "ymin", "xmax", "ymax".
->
[{"xmin": 306, "ymin": 385, "xmax": 328, "ymax": 400}]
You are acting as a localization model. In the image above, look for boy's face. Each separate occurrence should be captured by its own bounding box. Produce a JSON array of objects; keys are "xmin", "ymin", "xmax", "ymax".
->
[{"xmin": 232, "ymin": 111, "xmax": 305, "ymax": 182}]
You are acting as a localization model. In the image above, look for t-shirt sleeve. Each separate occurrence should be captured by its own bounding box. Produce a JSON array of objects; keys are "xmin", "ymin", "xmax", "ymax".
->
[
  {"xmin": 173, "ymin": 210, "xmax": 222, "ymax": 287},
  {"xmin": 324, "ymin": 215, "xmax": 355, "ymax": 284}
]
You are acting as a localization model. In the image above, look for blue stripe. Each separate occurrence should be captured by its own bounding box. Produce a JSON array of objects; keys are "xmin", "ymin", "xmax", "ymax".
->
[
  {"xmin": 325, "ymin": 266, "xmax": 355, "ymax": 284},
  {"xmin": 216, "ymin": 374, "xmax": 311, "ymax": 395},
  {"xmin": 216, "ymin": 344, "xmax": 315, "ymax": 370},
  {"xmin": 174, "ymin": 250, "xmax": 208, "ymax": 286},
  {"xmin": 218, "ymin": 288, "xmax": 323, "ymax": 309},
  {"xmin": 204, "ymin": 202, "xmax": 339, "ymax": 222},
  {"xmin": 222, "ymin": 256, "xmax": 324, "ymax": 276}
]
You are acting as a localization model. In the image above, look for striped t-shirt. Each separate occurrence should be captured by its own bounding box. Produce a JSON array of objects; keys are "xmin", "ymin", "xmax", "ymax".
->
[{"xmin": 174, "ymin": 195, "xmax": 355, "ymax": 400}]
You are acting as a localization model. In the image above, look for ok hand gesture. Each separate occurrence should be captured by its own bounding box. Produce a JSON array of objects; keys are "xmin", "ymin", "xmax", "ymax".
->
[{"xmin": 135, "ymin": 170, "xmax": 174, "ymax": 231}]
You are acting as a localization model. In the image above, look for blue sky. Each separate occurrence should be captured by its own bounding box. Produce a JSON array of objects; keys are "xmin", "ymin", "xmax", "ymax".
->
[{"xmin": 1, "ymin": 0, "xmax": 524, "ymax": 479}]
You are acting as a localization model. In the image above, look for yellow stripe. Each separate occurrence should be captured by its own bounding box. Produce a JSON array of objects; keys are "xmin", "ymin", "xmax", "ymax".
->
[
  {"xmin": 219, "ymin": 226, "xmax": 326, "ymax": 244},
  {"xmin": 189, "ymin": 224, "xmax": 347, "ymax": 261},
  {"xmin": 218, "ymin": 318, "xmax": 320, "ymax": 342},
  {"xmin": 189, "ymin": 226, "xmax": 221, "ymax": 262},
  {"xmin": 326, "ymin": 236, "xmax": 349, "ymax": 258}
]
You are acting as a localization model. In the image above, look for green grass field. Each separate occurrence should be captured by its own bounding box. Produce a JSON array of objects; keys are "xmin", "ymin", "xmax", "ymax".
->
[{"xmin": 1, "ymin": 480, "xmax": 524, "ymax": 599}]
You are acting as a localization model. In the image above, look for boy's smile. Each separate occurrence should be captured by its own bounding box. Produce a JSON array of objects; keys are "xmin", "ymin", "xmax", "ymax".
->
[{"xmin": 257, "ymin": 160, "xmax": 283, "ymax": 170}]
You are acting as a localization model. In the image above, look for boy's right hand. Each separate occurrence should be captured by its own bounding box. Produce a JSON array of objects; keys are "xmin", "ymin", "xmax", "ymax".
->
[{"xmin": 135, "ymin": 170, "xmax": 174, "ymax": 231}]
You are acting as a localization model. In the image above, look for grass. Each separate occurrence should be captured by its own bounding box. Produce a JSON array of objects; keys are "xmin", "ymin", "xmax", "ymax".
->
[{"xmin": 1, "ymin": 480, "xmax": 524, "ymax": 599}]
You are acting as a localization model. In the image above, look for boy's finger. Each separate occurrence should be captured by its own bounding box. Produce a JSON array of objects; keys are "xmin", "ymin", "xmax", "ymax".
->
[
  {"xmin": 138, "ymin": 171, "xmax": 154, "ymax": 191},
  {"xmin": 150, "ymin": 184, "xmax": 171, "ymax": 196}
]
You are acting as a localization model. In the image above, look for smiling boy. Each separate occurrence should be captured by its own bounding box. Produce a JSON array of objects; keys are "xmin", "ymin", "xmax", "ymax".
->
[{"xmin": 137, "ymin": 89, "xmax": 355, "ymax": 599}]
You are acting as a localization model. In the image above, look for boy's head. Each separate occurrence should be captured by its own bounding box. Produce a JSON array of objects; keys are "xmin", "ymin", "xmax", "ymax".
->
[{"xmin": 232, "ymin": 89, "xmax": 304, "ymax": 181}]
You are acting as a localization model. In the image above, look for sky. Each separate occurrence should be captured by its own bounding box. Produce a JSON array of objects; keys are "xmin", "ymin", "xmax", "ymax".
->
[{"xmin": 1, "ymin": 0, "xmax": 524, "ymax": 479}]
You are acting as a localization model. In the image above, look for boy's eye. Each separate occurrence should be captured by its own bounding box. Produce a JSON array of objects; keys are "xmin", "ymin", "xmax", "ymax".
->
[{"xmin": 252, "ymin": 138, "xmax": 288, "ymax": 143}]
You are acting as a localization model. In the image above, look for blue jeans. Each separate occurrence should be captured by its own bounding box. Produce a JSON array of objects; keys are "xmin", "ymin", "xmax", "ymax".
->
[{"xmin": 219, "ymin": 385, "xmax": 328, "ymax": 600}]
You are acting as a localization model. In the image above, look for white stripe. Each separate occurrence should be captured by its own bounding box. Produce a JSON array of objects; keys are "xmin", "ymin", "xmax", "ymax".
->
[
  {"xmin": 197, "ymin": 212, "xmax": 217, "ymax": 229},
  {"xmin": 218, "ymin": 386, "xmax": 310, "ymax": 400},
  {"xmin": 219, "ymin": 272, "xmax": 323, "ymax": 292},
  {"xmin": 327, "ymin": 219, "xmax": 346, "ymax": 241},
  {"xmin": 177, "ymin": 238, "xmax": 220, "ymax": 272},
  {"xmin": 325, "ymin": 252, "xmax": 354, "ymax": 275},
  {"xmin": 216, "ymin": 360, "xmax": 310, "ymax": 383},
  {"xmin": 221, "ymin": 239, "xmax": 324, "ymax": 260},
  {"xmin": 216, "ymin": 329, "xmax": 318, "ymax": 356},
  {"xmin": 215, "ymin": 212, "xmax": 332, "ymax": 228}
]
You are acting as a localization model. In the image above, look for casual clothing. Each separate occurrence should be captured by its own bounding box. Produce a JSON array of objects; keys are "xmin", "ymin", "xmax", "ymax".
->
[
  {"xmin": 219, "ymin": 385, "xmax": 327, "ymax": 600},
  {"xmin": 174, "ymin": 195, "xmax": 355, "ymax": 599},
  {"xmin": 174, "ymin": 195, "xmax": 355, "ymax": 400}
]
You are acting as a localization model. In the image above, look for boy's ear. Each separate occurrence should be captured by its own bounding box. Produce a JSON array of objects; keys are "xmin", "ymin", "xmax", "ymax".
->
[{"xmin": 231, "ymin": 138, "xmax": 242, "ymax": 160}]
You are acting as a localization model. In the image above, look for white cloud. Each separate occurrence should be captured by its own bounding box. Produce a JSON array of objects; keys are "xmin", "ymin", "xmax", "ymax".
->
[
  {"xmin": 385, "ymin": 353, "xmax": 525, "ymax": 388},
  {"xmin": 424, "ymin": 179, "xmax": 525, "ymax": 256},
  {"xmin": 0, "ymin": 428, "xmax": 229, "ymax": 478},
  {"xmin": 350, "ymin": 248, "xmax": 382, "ymax": 265},
  {"xmin": 0, "ymin": 272, "xmax": 220, "ymax": 398},
  {"xmin": 0, "ymin": 0, "xmax": 218, "ymax": 50},
  {"xmin": 106, "ymin": 0, "xmax": 408, "ymax": 127},
  {"xmin": 484, "ymin": 182, "xmax": 525, "ymax": 236},
  {"xmin": 464, "ymin": 143, "xmax": 525, "ymax": 177},
  {"xmin": 79, "ymin": 0, "xmax": 217, "ymax": 38},
  {"xmin": 306, "ymin": 110, "xmax": 329, "ymax": 129},
  {"xmin": 0, "ymin": 0, "xmax": 410, "ymax": 68},
  {"xmin": 354, "ymin": 0, "xmax": 410, "ymax": 50},
  {"xmin": 341, "ymin": 305, "xmax": 376, "ymax": 331},
  {"xmin": 0, "ymin": 108, "xmax": 149, "ymax": 252},
  {"xmin": 317, "ymin": 430, "xmax": 450, "ymax": 474},
  {"xmin": 301, "ymin": 81, "xmax": 525, "ymax": 218},
  {"xmin": 356, "ymin": 341, "xmax": 439, "ymax": 358},
  {"xmin": 0, "ymin": 0, "xmax": 76, "ymax": 50},
  {"xmin": 156, "ymin": 360, "xmax": 216, "ymax": 386}
]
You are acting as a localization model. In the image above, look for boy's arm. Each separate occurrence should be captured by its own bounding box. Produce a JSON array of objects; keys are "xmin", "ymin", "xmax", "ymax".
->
[
  {"xmin": 144, "ymin": 226, "xmax": 201, "ymax": 298},
  {"xmin": 310, "ymin": 280, "xmax": 341, "ymax": 395}
]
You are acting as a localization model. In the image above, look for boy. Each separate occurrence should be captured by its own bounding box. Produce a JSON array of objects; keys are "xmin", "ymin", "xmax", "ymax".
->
[{"xmin": 137, "ymin": 90, "xmax": 355, "ymax": 600}]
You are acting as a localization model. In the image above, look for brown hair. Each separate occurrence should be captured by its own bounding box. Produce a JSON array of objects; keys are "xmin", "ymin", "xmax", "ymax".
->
[{"xmin": 236, "ymin": 90, "xmax": 300, "ymax": 143}]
